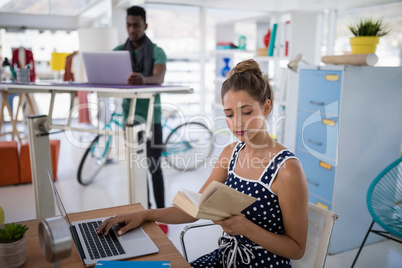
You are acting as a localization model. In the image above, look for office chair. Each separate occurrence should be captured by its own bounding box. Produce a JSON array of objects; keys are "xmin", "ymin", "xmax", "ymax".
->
[
  {"xmin": 180, "ymin": 221, "xmax": 217, "ymax": 262},
  {"xmin": 180, "ymin": 202, "xmax": 338, "ymax": 268},
  {"xmin": 351, "ymin": 157, "xmax": 402, "ymax": 268},
  {"xmin": 292, "ymin": 202, "xmax": 338, "ymax": 268}
]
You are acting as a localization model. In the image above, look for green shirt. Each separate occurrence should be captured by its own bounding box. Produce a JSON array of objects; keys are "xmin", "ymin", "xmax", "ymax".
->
[{"xmin": 114, "ymin": 43, "xmax": 167, "ymax": 124}]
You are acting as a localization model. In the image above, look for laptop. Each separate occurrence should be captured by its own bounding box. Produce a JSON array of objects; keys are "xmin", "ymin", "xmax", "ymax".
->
[
  {"xmin": 47, "ymin": 170, "xmax": 159, "ymax": 267},
  {"xmin": 82, "ymin": 51, "xmax": 132, "ymax": 85}
]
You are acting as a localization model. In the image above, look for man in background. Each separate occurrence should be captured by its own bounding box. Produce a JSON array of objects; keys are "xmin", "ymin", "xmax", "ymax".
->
[{"xmin": 114, "ymin": 6, "xmax": 168, "ymax": 233}]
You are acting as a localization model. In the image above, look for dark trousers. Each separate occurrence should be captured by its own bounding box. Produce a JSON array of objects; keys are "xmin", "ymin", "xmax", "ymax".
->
[{"xmin": 147, "ymin": 123, "xmax": 165, "ymax": 208}]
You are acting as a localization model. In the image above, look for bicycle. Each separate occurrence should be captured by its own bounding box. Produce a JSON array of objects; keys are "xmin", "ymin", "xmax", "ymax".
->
[{"xmin": 77, "ymin": 111, "xmax": 213, "ymax": 186}]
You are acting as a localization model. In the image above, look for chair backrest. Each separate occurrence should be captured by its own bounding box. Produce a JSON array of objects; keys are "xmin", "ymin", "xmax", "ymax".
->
[
  {"xmin": 292, "ymin": 202, "xmax": 338, "ymax": 268},
  {"xmin": 367, "ymin": 157, "xmax": 402, "ymax": 238}
]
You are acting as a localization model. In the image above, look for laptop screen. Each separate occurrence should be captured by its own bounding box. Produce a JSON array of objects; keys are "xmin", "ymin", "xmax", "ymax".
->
[
  {"xmin": 46, "ymin": 171, "xmax": 160, "ymax": 265},
  {"xmin": 82, "ymin": 51, "xmax": 132, "ymax": 85},
  {"xmin": 47, "ymin": 170, "xmax": 73, "ymax": 227}
]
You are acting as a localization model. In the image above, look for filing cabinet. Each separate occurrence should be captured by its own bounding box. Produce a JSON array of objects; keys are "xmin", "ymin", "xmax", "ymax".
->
[{"xmin": 295, "ymin": 66, "xmax": 402, "ymax": 254}]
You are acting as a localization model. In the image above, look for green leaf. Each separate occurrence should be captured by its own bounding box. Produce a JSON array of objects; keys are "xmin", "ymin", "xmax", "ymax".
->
[
  {"xmin": 348, "ymin": 17, "xmax": 390, "ymax": 37},
  {"xmin": 0, "ymin": 223, "xmax": 29, "ymax": 243}
]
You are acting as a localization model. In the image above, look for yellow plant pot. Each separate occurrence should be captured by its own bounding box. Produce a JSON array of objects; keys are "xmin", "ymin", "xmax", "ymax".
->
[{"xmin": 350, "ymin": 37, "xmax": 379, "ymax": 54}]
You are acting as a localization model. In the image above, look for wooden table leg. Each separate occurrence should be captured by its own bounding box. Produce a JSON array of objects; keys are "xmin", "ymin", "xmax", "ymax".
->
[
  {"xmin": 0, "ymin": 91, "xmax": 23, "ymax": 144},
  {"xmin": 0, "ymin": 91, "xmax": 5, "ymax": 134}
]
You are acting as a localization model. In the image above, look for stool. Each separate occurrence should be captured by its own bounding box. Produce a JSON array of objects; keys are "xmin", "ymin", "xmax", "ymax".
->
[
  {"xmin": 19, "ymin": 140, "xmax": 61, "ymax": 183},
  {"xmin": 0, "ymin": 141, "xmax": 20, "ymax": 186}
]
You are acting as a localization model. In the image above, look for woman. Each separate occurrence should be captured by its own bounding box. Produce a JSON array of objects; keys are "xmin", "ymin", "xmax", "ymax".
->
[{"xmin": 97, "ymin": 59, "xmax": 308, "ymax": 267}]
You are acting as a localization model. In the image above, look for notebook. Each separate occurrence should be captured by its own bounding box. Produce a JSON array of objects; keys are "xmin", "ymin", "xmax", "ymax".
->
[
  {"xmin": 82, "ymin": 51, "xmax": 132, "ymax": 85},
  {"xmin": 47, "ymin": 170, "xmax": 159, "ymax": 267}
]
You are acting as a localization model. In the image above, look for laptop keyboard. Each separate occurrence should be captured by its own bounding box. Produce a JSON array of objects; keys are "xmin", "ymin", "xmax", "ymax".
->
[{"xmin": 78, "ymin": 221, "xmax": 126, "ymax": 260}]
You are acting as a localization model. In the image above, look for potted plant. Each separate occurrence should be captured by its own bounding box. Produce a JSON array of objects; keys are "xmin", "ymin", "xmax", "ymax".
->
[
  {"xmin": 0, "ymin": 223, "xmax": 29, "ymax": 268},
  {"xmin": 348, "ymin": 18, "xmax": 390, "ymax": 54}
]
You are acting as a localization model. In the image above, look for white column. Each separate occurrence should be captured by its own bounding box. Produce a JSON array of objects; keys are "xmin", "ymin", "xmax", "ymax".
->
[
  {"xmin": 112, "ymin": 6, "xmax": 128, "ymax": 44},
  {"xmin": 125, "ymin": 123, "xmax": 148, "ymax": 208},
  {"xmin": 327, "ymin": 9, "xmax": 338, "ymax": 55},
  {"xmin": 199, "ymin": 6, "xmax": 206, "ymax": 115},
  {"xmin": 27, "ymin": 115, "xmax": 55, "ymax": 218}
]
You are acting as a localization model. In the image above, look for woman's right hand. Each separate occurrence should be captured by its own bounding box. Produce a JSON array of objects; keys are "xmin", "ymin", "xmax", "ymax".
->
[{"xmin": 96, "ymin": 211, "xmax": 145, "ymax": 236}]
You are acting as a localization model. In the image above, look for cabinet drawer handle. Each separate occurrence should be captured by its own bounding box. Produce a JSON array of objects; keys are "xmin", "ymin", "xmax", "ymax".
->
[
  {"xmin": 322, "ymin": 119, "xmax": 336, "ymax": 126},
  {"xmin": 319, "ymin": 161, "xmax": 332, "ymax": 170},
  {"xmin": 307, "ymin": 139, "xmax": 322, "ymax": 146},
  {"xmin": 307, "ymin": 179, "xmax": 319, "ymax": 187},
  {"xmin": 325, "ymin": 74, "xmax": 339, "ymax": 81},
  {"xmin": 309, "ymin": 100, "xmax": 325, "ymax": 106}
]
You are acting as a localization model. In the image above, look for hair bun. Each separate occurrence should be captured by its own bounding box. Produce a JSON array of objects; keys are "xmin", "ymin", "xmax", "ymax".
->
[{"xmin": 230, "ymin": 59, "xmax": 262, "ymax": 77}]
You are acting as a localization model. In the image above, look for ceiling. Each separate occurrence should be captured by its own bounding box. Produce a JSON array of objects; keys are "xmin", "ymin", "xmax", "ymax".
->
[
  {"xmin": 0, "ymin": 0, "xmax": 400, "ymax": 31},
  {"xmin": 153, "ymin": 0, "xmax": 400, "ymax": 13},
  {"xmin": 0, "ymin": 0, "xmax": 96, "ymax": 15},
  {"xmin": 0, "ymin": 0, "xmax": 400, "ymax": 14}
]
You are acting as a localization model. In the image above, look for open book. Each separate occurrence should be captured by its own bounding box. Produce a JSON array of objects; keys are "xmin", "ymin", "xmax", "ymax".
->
[{"xmin": 172, "ymin": 181, "xmax": 257, "ymax": 221}]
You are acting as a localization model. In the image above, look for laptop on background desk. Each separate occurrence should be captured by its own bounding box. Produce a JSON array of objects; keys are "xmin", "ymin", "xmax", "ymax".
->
[
  {"xmin": 47, "ymin": 170, "xmax": 159, "ymax": 267},
  {"xmin": 82, "ymin": 51, "xmax": 132, "ymax": 85}
]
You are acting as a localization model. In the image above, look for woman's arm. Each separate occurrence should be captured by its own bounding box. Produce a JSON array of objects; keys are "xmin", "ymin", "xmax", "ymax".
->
[
  {"xmin": 214, "ymin": 158, "xmax": 309, "ymax": 259},
  {"xmin": 97, "ymin": 206, "xmax": 197, "ymax": 236},
  {"xmin": 97, "ymin": 143, "xmax": 236, "ymax": 236}
]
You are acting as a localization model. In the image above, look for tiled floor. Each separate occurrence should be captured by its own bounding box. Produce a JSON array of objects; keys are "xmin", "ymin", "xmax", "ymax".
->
[{"xmin": 0, "ymin": 122, "xmax": 401, "ymax": 267}]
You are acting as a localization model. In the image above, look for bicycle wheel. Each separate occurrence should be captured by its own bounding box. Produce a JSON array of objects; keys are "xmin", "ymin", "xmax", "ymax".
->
[
  {"xmin": 164, "ymin": 122, "xmax": 213, "ymax": 172},
  {"xmin": 77, "ymin": 134, "xmax": 112, "ymax": 186}
]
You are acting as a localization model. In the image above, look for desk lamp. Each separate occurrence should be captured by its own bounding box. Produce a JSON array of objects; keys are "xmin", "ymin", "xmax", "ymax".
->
[
  {"xmin": 287, "ymin": 54, "xmax": 309, "ymax": 72},
  {"xmin": 38, "ymin": 216, "xmax": 72, "ymax": 268}
]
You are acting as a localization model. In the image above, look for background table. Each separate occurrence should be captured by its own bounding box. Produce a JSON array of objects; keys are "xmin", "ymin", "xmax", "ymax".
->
[{"xmin": 0, "ymin": 82, "xmax": 193, "ymax": 218}]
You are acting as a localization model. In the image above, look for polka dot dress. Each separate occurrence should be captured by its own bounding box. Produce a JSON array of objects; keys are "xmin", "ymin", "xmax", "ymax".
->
[{"xmin": 190, "ymin": 142, "xmax": 297, "ymax": 268}]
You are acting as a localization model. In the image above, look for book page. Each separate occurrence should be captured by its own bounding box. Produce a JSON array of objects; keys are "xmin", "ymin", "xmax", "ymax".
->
[
  {"xmin": 173, "ymin": 181, "xmax": 257, "ymax": 221},
  {"xmin": 172, "ymin": 191, "xmax": 198, "ymax": 218},
  {"xmin": 199, "ymin": 186, "xmax": 257, "ymax": 220},
  {"xmin": 180, "ymin": 188, "xmax": 201, "ymax": 207},
  {"xmin": 199, "ymin": 180, "xmax": 222, "ymax": 205}
]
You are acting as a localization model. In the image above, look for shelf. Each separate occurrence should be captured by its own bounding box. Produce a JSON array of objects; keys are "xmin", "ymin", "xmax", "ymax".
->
[
  {"xmin": 214, "ymin": 77, "xmax": 227, "ymax": 83},
  {"xmin": 213, "ymin": 49, "xmax": 253, "ymax": 55},
  {"xmin": 254, "ymin": 55, "xmax": 289, "ymax": 62},
  {"xmin": 212, "ymin": 11, "xmax": 322, "ymax": 146}
]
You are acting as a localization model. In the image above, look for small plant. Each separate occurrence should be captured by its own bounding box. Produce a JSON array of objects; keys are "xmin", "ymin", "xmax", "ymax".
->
[
  {"xmin": 0, "ymin": 223, "xmax": 29, "ymax": 243},
  {"xmin": 348, "ymin": 18, "xmax": 390, "ymax": 37}
]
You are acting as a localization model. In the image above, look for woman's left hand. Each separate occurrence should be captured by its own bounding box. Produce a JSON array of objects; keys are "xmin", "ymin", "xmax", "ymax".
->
[{"xmin": 213, "ymin": 213, "xmax": 250, "ymax": 236}]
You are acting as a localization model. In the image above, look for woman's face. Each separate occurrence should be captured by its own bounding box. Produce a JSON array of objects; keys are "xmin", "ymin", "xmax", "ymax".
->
[{"xmin": 223, "ymin": 89, "xmax": 271, "ymax": 144}]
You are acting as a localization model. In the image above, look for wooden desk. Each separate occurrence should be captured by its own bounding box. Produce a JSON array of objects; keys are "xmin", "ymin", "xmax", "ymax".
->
[{"xmin": 18, "ymin": 204, "xmax": 190, "ymax": 267}]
